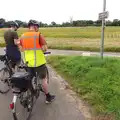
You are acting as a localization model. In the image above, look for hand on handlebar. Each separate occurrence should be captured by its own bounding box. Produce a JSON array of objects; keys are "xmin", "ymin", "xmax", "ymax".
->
[
  {"xmin": 44, "ymin": 51, "xmax": 51, "ymax": 55},
  {"xmin": 41, "ymin": 45, "xmax": 48, "ymax": 52}
]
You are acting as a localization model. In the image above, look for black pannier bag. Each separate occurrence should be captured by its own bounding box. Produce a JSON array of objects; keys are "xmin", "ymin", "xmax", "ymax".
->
[{"xmin": 11, "ymin": 72, "xmax": 31, "ymax": 92}]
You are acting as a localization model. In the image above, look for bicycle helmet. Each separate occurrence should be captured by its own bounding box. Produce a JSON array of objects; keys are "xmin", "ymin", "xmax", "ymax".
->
[
  {"xmin": 28, "ymin": 20, "xmax": 39, "ymax": 27},
  {"xmin": 10, "ymin": 21, "xmax": 19, "ymax": 28}
]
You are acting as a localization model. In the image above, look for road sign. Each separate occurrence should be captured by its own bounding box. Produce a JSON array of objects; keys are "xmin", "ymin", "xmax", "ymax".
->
[{"xmin": 99, "ymin": 11, "xmax": 109, "ymax": 20}]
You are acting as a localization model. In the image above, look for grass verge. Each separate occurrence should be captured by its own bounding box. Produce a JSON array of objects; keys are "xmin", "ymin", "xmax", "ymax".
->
[{"xmin": 47, "ymin": 56, "xmax": 120, "ymax": 120}]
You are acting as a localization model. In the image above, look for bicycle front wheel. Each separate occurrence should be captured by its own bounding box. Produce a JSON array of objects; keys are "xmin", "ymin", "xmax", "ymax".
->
[{"xmin": 0, "ymin": 68, "xmax": 10, "ymax": 94}]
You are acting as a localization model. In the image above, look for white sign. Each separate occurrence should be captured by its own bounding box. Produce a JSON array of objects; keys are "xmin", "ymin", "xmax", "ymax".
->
[{"xmin": 99, "ymin": 11, "xmax": 109, "ymax": 20}]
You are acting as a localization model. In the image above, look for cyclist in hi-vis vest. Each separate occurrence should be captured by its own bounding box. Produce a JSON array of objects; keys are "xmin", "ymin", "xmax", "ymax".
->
[{"xmin": 19, "ymin": 20, "xmax": 55, "ymax": 104}]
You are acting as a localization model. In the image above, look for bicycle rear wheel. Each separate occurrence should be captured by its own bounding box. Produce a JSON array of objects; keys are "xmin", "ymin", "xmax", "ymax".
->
[
  {"xmin": 0, "ymin": 68, "xmax": 10, "ymax": 94},
  {"xmin": 21, "ymin": 89, "xmax": 34, "ymax": 120},
  {"xmin": 12, "ymin": 89, "xmax": 34, "ymax": 120}
]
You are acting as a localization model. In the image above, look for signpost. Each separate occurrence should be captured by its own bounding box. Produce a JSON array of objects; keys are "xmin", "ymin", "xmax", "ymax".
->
[
  {"xmin": 99, "ymin": 11, "xmax": 109, "ymax": 20},
  {"xmin": 99, "ymin": 0, "xmax": 109, "ymax": 59}
]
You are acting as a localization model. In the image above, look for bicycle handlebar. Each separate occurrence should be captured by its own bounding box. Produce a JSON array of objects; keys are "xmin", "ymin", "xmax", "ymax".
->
[{"xmin": 44, "ymin": 51, "xmax": 51, "ymax": 55}]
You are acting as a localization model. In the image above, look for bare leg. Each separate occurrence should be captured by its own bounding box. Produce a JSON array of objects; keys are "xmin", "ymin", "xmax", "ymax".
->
[{"xmin": 42, "ymin": 78, "xmax": 49, "ymax": 94}]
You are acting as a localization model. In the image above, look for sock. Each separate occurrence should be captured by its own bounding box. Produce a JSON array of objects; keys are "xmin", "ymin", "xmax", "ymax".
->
[{"xmin": 46, "ymin": 93, "xmax": 50, "ymax": 97}]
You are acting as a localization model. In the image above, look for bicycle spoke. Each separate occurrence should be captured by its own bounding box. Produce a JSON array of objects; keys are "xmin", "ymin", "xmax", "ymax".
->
[
  {"xmin": 22, "ymin": 89, "xmax": 34, "ymax": 120},
  {"xmin": 14, "ymin": 100, "xmax": 23, "ymax": 120},
  {"xmin": 0, "ymin": 68, "xmax": 10, "ymax": 94}
]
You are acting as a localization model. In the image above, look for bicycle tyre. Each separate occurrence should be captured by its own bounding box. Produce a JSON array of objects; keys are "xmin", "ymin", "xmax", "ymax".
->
[
  {"xmin": 12, "ymin": 89, "xmax": 34, "ymax": 120},
  {"xmin": 0, "ymin": 68, "xmax": 11, "ymax": 94},
  {"xmin": 22, "ymin": 89, "xmax": 34, "ymax": 120}
]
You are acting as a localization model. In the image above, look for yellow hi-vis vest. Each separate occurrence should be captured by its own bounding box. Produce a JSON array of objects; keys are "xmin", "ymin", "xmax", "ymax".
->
[{"xmin": 21, "ymin": 32, "xmax": 46, "ymax": 67}]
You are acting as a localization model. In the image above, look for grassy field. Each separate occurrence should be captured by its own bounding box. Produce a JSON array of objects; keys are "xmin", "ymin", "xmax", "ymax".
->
[
  {"xmin": 47, "ymin": 56, "xmax": 120, "ymax": 120},
  {"xmin": 0, "ymin": 27, "xmax": 120, "ymax": 51}
]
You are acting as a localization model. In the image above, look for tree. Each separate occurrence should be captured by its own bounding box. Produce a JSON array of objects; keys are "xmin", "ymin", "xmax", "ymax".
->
[
  {"xmin": 51, "ymin": 21, "xmax": 56, "ymax": 26},
  {"xmin": 69, "ymin": 16, "xmax": 73, "ymax": 26},
  {"xmin": 86, "ymin": 20, "xmax": 94, "ymax": 26},
  {"xmin": 106, "ymin": 20, "xmax": 112, "ymax": 26},
  {"xmin": 112, "ymin": 19, "xmax": 119, "ymax": 26},
  {"xmin": 94, "ymin": 20, "xmax": 102, "ymax": 26},
  {"xmin": 4, "ymin": 21, "xmax": 13, "ymax": 28},
  {"xmin": 15, "ymin": 20, "xmax": 23, "ymax": 27},
  {"xmin": 62, "ymin": 22, "xmax": 71, "ymax": 27},
  {"xmin": 73, "ymin": 21, "xmax": 79, "ymax": 26},
  {"xmin": 21, "ymin": 22, "xmax": 27, "ymax": 28},
  {"xmin": 39, "ymin": 22, "xmax": 44, "ymax": 27},
  {"xmin": 0, "ymin": 18, "xmax": 6, "ymax": 28}
]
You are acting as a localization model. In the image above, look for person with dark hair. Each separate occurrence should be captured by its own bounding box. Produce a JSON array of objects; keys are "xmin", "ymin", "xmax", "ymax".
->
[{"xmin": 4, "ymin": 21, "xmax": 21, "ymax": 69}]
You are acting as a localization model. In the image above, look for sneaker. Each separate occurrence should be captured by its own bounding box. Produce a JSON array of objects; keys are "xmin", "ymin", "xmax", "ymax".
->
[{"xmin": 45, "ymin": 94, "xmax": 55, "ymax": 104}]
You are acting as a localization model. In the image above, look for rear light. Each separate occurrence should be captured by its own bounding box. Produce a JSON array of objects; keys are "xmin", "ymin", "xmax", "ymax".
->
[{"xmin": 9, "ymin": 103, "xmax": 14, "ymax": 110}]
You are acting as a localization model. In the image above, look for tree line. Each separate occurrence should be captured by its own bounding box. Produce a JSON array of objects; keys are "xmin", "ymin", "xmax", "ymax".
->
[{"xmin": 0, "ymin": 18, "xmax": 120, "ymax": 28}]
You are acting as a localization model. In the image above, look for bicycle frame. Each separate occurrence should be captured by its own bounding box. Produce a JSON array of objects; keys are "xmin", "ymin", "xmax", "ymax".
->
[
  {"xmin": 10, "ymin": 93, "xmax": 18, "ymax": 120},
  {"xmin": 10, "ymin": 94, "xmax": 17, "ymax": 112},
  {"xmin": 9, "ymin": 51, "xmax": 51, "ymax": 120},
  {"xmin": 10, "ymin": 88, "xmax": 34, "ymax": 120}
]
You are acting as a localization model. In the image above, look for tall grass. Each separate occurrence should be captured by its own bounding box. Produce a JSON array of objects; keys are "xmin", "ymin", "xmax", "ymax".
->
[
  {"xmin": 1, "ymin": 27, "xmax": 120, "ymax": 52},
  {"xmin": 0, "ymin": 27, "xmax": 101, "ymax": 38},
  {"xmin": 47, "ymin": 56, "xmax": 120, "ymax": 120}
]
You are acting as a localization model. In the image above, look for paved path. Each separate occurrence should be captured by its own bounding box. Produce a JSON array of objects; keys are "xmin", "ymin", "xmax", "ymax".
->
[
  {"xmin": 1, "ymin": 48, "xmax": 120, "ymax": 57},
  {"xmin": 0, "ymin": 66, "xmax": 88, "ymax": 120},
  {"xmin": 0, "ymin": 48, "xmax": 91, "ymax": 120},
  {"xmin": 48, "ymin": 49, "xmax": 120, "ymax": 57},
  {"xmin": 0, "ymin": 48, "xmax": 119, "ymax": 120}
]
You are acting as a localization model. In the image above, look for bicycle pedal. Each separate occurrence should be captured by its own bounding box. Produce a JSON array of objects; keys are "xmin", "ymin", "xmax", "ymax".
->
[
  {"xmin": 40, "ymin": 88, "xmax": 44, "ymax": 92},
  {"xmin": 27, "ymin": 104, "xmax": 33, "ymax": 112},
  {"xmin": 35, "ymin": 91, "xmax": 40, "ymax": 99},
  {"xmin": 21, "ymin": 100, "xmax": 27, "ymax": 107},
  {"xmin": 27, "ymin": 107, "xmax": 32, "ymax": 112}
]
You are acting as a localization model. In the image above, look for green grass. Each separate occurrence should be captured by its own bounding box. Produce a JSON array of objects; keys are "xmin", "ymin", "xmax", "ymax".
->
[
  {"xmin": 47, "ymin": 56, "xmax": 120, "ymax": 120},
  {"xmin": 0, "ymin": 27, "xmax": 102, "ymax": 38},
  {"xmin": 1, "ymin": 27, "xmax": 120, "ymax": 38},
  {"xmin": 1, "ymin": 27, "xmax": 120, "ymax": 52}
]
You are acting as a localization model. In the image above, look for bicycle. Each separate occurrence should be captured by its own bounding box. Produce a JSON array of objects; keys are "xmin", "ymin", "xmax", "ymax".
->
[
  {"xmin": 0, "ymin": 49, "xmax": 25, "ymax": 94},
  {"xmin": 9, "ymin": 71, "xmax": 34, "ymax": 120},
  {"xmin": 9, "ymin": 52, "xmax": 50, "ymax": 120}
]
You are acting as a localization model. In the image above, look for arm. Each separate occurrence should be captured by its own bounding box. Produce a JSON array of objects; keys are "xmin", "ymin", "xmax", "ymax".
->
[
  {"xmin": 14, "ymin": 32, "xmax": 24, "ymax": 52},
  {"xmin": 39, "ymin": 34, "xmax": 48, "ymax": 52},
  {"xmin": 14, "ymin": 33, "xmax": 24, "ymax": 52},
  {"xmin": 13, "ymin": 31, "xmax": 19, "ymax": 45},
  {"xmin": 17, "ymin": 38, "xmax": 24, "ymax": 52}
]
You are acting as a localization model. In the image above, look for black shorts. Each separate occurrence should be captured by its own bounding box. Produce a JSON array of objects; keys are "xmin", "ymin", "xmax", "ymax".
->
[
  {"xmin": 6, "ymin": 46, "xmax": 21, "ymax": 63},
  {"xmin": 27, "ymin": 64, "xmax": 48, "ymax": 79}
]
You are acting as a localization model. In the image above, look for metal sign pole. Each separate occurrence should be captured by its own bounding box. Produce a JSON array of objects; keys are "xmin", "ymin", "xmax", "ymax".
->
[{"xmin": 100, "ymin": 0, "xmax": 106, "ymax": 59}]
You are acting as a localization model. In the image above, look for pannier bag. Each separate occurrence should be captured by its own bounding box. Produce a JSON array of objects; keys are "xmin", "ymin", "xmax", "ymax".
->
[{"xmin": 11, "ymin": 72, "xmax": 31, "ymax": 92}]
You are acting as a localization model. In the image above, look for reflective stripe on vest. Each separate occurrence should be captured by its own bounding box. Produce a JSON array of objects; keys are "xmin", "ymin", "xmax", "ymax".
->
[{"xmin": 22, "ymin": 32, "xmax": 46, "ymax": 67}]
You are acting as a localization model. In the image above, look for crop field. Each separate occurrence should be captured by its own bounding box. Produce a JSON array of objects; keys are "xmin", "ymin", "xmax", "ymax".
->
[{"xmin": 0, "ymin": 27, "xmax": 120, "ymax": 51}]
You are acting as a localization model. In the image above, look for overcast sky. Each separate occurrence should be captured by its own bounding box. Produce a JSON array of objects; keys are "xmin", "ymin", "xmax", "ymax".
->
[{"xmin": 0, "ymin": 0, "xmax": 119, "ymax": 24}]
